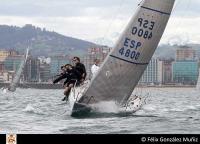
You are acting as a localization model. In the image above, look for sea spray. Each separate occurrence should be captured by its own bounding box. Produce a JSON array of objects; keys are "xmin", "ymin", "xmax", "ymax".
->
[
  {"xmin": 91, "ymin": 101, "xmax": 120, "ymax": 113},
  {"xmin": 23, "ymin": 104, "xmax": 44, "ymax": 115}
]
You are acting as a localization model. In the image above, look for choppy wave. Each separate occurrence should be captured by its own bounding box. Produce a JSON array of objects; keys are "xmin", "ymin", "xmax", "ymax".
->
[
  {"xmin": 141, "ymin": 104, "xmax": 157, "ymax": 111},
  {"xmin": 0, "ymin": 88, "xmax": 200, "ymax": 134},
  {"xmin": 23, "ymin": 104, "xmax": 44, "ymax": 115}
]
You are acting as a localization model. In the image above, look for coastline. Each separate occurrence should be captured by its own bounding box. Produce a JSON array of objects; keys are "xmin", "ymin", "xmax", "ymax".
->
[
  {"xmin": 0, "ymin": 82, "xmax": 195, "ymax": 89},
  {"xmin": 0, "ymin": 82, "xmax": 63, "ymax": 89},
  {"xmin": 136, "ymin": 85, "xmax": 195, "ymax": 88}
]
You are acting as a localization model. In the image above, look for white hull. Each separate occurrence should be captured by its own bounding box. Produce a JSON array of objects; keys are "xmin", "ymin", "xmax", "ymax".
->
[
  {"xmin": 120, "ymin": 96, "xmax": 143, "ymax": 113},
  {"xmin": 68, "ymin": 81, "xmax": 91, "ymax": 116},
  {"xmin": 68, "ymin": 81, "xmax": 143, "ymax": 117}
]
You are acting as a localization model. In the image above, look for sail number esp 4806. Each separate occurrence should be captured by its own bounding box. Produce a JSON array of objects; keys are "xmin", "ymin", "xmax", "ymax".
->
[{"xmin": 119, "ymin": 17, "xmax": 155, "ymax": 61}]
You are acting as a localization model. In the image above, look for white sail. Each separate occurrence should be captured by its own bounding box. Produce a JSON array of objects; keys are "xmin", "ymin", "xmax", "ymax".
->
[
  {"xmin": 77, "ymin": 0, "xmax": 175, "ymax": 106},
  {"xmin": 8, "ymin": 48, "xmax": 29, "ymax": 92},
  {"xmin": 196, "ymin": 69, "xmax": 200, "ymax": 90},
  {"xmin": 69, "ymin": 0, "xmax": 175, "ymax": 117}
]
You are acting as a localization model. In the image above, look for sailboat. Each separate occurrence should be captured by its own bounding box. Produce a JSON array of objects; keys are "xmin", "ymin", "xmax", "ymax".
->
[
  {"xmin": 68, "ymin": 0, "xmax": 175, "ymax": 117},
  {"xmin": 7, "ymin": 48, "xmax": 29, "ymax": 92}
]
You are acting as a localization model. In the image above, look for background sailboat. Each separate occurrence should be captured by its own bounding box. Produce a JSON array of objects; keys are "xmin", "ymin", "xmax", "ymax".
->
[
  {"xmin": 8, "ymin": 48, "xmax": 29, "ymax": 92},
  {"xmin": 69, "ymin": 0, "xmax": 175, "ymax": 117}
]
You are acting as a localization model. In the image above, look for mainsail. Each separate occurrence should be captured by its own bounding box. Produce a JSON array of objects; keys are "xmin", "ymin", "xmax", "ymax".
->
[
  {"xmin": 78, "ymin": 0, "xmax": 175, "ymax": 105},
  {"xmin": 8, "ymin": 48, "xmax": 29, "ymax": 92}
]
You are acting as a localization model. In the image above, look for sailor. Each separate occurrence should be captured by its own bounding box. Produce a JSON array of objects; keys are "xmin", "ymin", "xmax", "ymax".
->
[
  {"xmin": 72, "ymin": 56, "xmax": 87, "ymax": 82},
  {"xmin": 62, "ymin": 57, "xmax": 87, "ymax": 101},
  {"xmin": 52, "ymin": 64, "xmax": 68, "ymax": 84},
  {"xmin": 91, "ymin": 58, "xmax": 100, "ymax": 78}
]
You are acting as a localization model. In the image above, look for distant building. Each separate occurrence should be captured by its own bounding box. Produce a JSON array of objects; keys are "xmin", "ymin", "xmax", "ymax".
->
[
  {"xmin": 0, "ymin": 50, "xmax": 25, "ymax": 82},
  {"xmin": 172, "ymin": 46, "xmax": 198, "ymax": 85},
  {"xmin": 39, "ymin": 63, "xmax": 51, "ymax": 82},
  {"xmin": 24, "ymin": 57, "xmax": 40, "ymax": 82},
  {"xmin": 83, "ymin": 46, "xmax": 112, "ymax": 78},
  {"xmin": 0, "ymin": 50, "xmax": 9, "ymax": 62},
  {"xmin": 50, "ymin": 55, "xmax": 71, "ymax": 76},
  {"xmin": 88, "ymin": 46, "xmax": 111, "ymax": 60},
  {"xmin": 81, "ymin": 56, "xmax": 91, "ymax": 79},
  {"xmin": 140, "ymin": 58, "xmax": 160, "ymax": 84},
  {"xmin": 7, "ymin": 71, "xmax": 15, "ymax": 82},
  {"xmin": 176, "ymin": 46, "xmax": 196, "ymax": 61},
  {"xmin": 4, "ymin": 55, "xmax": 24, "ymax": 71},
  {"xmin": 0, "ymin": 71, "xmax": 9, "ymax": 82},
  {"xmin": 172, "ymin": 61, "xmax": 198, "ymax": 84},
  {"xmin": 0, "ymin": 74, "xmax": 4, "ymax": 82},
  {"xmin": 0, "ymin": 50, "xmax": 18, "ymax": 62},
  {"xmin": 157, "ymin": 59, "xmax": 174, "ymax": 84},
  {"xmin": 0, "ymin": 61, "xmax": 4, "ymax": 72}
]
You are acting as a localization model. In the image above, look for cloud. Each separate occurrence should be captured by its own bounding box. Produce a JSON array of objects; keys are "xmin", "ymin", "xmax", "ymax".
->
[
  {"xmin": 0, "ymin": 0, "xmax": 199, "ymax": 18},
  {"xmin": 173, "ymin": 0, "xmax": 200, "ymax": 18},
  {"xmin": 0, "ymin": 0, "xmax": 138, "ymax": 17},
  {"xmin": 0, "ymin": 0, "xmax": 199, "ymax": 46},
  {"xmin": 161, "ymin": 16, "xmax": 200, "ymax": 44}
]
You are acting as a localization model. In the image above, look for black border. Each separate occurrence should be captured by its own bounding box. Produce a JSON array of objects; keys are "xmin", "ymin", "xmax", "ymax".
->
[
  {"xmin": 0, "ymin": 134, "xmax": 5, "ymax": 144},
  {"xmin": 14, "ymin": 134, "xmax": 200, "ymax": 144}
]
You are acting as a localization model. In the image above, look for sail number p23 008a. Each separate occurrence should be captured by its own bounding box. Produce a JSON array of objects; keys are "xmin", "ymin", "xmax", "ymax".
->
[{"xmin": 132, "ymin": 18, "xmax": 155, "ymax": 40}]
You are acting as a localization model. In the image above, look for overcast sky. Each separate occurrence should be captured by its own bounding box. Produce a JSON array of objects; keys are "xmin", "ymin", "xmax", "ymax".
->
[{"xmin": 0, "ymin": 0, "xmax": 199, "ymax": 46}]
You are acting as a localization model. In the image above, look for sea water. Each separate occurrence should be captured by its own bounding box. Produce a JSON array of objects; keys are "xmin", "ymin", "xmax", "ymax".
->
[{"xmin": 0, "ymin": 87, "xmax": 200, "ymax": 134}]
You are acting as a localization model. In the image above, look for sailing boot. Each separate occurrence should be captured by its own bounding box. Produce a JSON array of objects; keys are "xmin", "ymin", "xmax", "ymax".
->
[
  {"xmin": 62, "ymin": 90, "xmax": 70, "ymax": 101},
  {"xmin": 62, "ymin": 96, "xmax": 67, "ymax": 101}
]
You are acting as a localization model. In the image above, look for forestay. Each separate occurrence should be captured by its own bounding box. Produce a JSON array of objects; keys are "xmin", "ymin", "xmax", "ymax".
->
[{"xmin": 78, "ymin": 0, "xmax": 175, "ymax": 105}]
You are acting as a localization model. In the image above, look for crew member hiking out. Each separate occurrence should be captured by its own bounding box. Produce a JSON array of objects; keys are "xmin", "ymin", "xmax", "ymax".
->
[
  {"xmin": 52, "ymin": 65, "xmax": 68, "ymax": 84},
  {"xmin": 62, "ymin": 57, "xmax": 87, "ymax": 101},
  {"xmin": 52, "ymin": 64, "xmax": 80, "ymax": 101}
]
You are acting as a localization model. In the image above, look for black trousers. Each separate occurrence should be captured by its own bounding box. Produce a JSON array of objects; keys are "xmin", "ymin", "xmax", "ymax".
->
[{"xmin": 63, "ymin": 73, "xmax": 81, "ymax": 87}]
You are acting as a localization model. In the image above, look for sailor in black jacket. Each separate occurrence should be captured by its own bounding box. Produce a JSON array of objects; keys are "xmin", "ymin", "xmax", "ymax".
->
[
  {"xmin": 72, "ymin": 56, "xmax": 87, "ymax": 81},
  {"xmin": 62, "ymin": 57, "xmax": 87, "ymax": 101}
]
